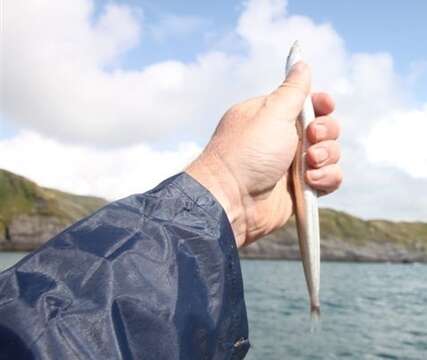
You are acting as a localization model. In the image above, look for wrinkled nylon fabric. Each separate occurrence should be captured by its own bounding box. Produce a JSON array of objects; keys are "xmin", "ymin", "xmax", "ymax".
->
[{"xmin": 0, "ymin": 173, "xmax": 249, "ymax": 359}]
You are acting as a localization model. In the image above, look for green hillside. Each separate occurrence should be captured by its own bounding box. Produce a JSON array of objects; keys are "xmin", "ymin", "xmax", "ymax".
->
[
  {"xmin": 0, "ymin": 169, "xmax": 107, "ymax": 250},
  {"xmin": 320, "ymin": 208, "xmax": 427, "ymax": 248},
  {"xmin": 0, "ymin": 169, "xmax": 106, "ymax": 223},
  {"xmin": 240, "ymin": 208, "xmax": 427, "ymax": 262}
]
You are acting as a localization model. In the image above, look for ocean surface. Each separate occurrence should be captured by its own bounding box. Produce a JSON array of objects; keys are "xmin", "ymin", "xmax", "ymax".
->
[{"xmin": 1, "ymin": 254, "xmax": 426, "ymax": 359}]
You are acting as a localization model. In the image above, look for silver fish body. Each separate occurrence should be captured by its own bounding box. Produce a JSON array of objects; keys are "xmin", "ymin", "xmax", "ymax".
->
[{"xmin": 286, "ymin": 41, "xmax": 321, "ymax": 317}]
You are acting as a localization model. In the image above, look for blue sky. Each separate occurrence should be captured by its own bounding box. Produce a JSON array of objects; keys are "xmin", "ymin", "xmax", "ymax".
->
[
  {"xmin": 289, "ymin": 1, "xmax": 427, "ymax": 70},
  {"xmin": 94, "ymin": 0, "xmax": 427, "ymax": 101}
]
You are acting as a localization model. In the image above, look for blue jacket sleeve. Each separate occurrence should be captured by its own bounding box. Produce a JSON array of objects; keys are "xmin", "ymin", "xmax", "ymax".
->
[{"xmin": 0, "ymin": 173, "xmax": 250, "ymax": 359}]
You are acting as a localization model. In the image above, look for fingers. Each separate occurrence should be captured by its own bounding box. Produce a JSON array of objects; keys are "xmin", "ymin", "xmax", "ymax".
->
[
  {"xmin": 307, "ymin": 115, "xmax": 340, "ymax": 143},
  {"xmin": 306, "ymin": 140, "xmax": 340, "ymax": 168},
  {"xmin": 311, "ymin": 92, "xmax": 335, "ymax": 116},
  {"xmin": 305, "ymin": 110, "xmax": 342, "ymax": 195},
  {"xmin": 306, "ymin": 164, "xmax": 343, "ymax": 195},
  {"xmin": 267, "ymin": 62, "xmax": 311, "ymax": 121}
]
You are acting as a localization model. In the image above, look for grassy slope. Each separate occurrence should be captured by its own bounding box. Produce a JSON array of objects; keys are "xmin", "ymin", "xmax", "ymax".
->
[
  {"xmin": 319, "ymin": 208, "xmax": 427, "ymax": 250},
  {"xmin": 0, "ymin": 169, "xmax": 107, "ymax": 231},
  {"xmin": 241, "ymin": 208, "xmax": 427, "ymax": 260}
]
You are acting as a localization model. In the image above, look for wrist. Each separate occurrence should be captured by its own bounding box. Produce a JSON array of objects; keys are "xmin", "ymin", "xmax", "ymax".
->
[{"xmin": 185, "ymin": 152, "xmax": 247, "ymax": 248}]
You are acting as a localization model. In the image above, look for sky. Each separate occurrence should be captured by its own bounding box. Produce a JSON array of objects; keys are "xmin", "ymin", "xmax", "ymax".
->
[{"xmin": 0, "ymin": 0, "xmax": 426, "ymax": 221}]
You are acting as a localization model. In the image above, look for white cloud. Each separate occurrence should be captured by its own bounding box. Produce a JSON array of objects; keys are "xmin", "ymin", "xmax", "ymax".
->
[
  {"xmin": 0, "ymin": 131, "xmax": 201, "ymax": 200},
  {"xmin": 319, "ymin": 146, "xmax": 427, "ymax": 221},
  {"xmin": 0, "ymin": 0, "xmax": 353, "ymax": 146},
  {"xmin": 1, "ymin": 0, "xmax": 426, "ymax": 220},
  {"xmin": 365, "ymin": 107, "xmax": 427, "ymax": 178}
]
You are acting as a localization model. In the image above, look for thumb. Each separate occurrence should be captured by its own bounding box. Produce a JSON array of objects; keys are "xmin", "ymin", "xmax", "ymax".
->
[{"xmin": 269, "ymin": 61, "xmax": 311, "ymax": 121}]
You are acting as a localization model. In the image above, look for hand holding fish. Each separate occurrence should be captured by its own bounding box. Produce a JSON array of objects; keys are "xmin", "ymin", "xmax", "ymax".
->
[{"xmin": 186, "ymin": 61, "xmax": 342, "ymax": 248}]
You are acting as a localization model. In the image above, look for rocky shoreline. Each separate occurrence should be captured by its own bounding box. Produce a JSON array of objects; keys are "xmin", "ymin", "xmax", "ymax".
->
[
  {"xmin": 239, "ymin": 210, "xmax": 427, "ymax": 263},
  {"xmin": 239, "ymin": 227, "xmax": 427, "ymax": 263}
]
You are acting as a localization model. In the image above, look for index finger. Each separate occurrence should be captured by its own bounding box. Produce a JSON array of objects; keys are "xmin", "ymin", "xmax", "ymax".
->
[{"xmin": 311, "ymin": 92, "xmax": 335, "ymax": 116}]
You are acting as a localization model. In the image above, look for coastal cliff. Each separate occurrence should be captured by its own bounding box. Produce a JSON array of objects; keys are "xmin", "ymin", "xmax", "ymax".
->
[
  {"xmin": 240, "ymin": 209, "xmax": 427, "ymax": 262},
  {"xmin": 0, "ymin": 169, "xmax": 107, "ymax": 251},
  {"xmin": 1, "ymin": 169, "xmax": 426, "ymax": 262}
]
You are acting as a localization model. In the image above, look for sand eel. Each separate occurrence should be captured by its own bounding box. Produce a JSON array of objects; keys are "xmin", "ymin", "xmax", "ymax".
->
[{"xmin": 286, "ymin": 41, "xmax": 321, "ymax": 319}]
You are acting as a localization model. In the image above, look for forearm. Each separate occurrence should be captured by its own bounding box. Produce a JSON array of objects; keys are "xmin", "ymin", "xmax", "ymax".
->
[{"xmin": 0, "ymin": 173, "xmax": 250, "ymax": 359}]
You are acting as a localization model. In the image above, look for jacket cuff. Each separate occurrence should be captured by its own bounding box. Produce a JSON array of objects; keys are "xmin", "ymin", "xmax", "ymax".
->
[{"xmin": 155, "ymin": 172, "xmax": 250, "ymax": 357}]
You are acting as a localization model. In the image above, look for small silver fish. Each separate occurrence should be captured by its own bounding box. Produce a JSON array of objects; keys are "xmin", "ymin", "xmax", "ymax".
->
[{"xmin": 286, "ymin": 41, "xmax": 321, "ymax": 318}]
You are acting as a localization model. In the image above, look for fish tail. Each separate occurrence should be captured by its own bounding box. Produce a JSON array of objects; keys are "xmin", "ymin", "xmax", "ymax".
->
[
  {"xmin": 310, "ymin": 305, "xmax": 320, "ymax": 320},
  {"xmin": 310, "ymin": 305, "xmax": 321, "ymax": 332}
]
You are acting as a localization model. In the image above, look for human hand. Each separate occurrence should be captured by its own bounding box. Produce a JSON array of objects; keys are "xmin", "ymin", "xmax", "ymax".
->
[{"xmin": 186, "ymin": 62, "xmax": 342, "ymax": 247}]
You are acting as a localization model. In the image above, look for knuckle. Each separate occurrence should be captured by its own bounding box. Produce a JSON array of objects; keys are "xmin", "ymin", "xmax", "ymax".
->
[
  {"xmin": 334, "ymin": 119, "xmax": 341, "ymax": 135},
  {"xmin": 223, "ymin": 104, "xmax": 244, "ymax": 122},
  {"xmin": 306, "ymin": 122, "xmax": 317, "ymax": 138},
  {"xmin": 228, "ymin": 104, "xmax": 242, "ymax": 116},
  {"xmin": 263, "ymin": 94, "xmax": 276, "ymax": 109},
  {"xmin": 279, "ymin": 81, "xmax": 308, "ymax": 98},
  {"xmin": 331, "ymin": 121, "xmax": 340, "ymax": 140},
  {"xmin": 314, "ymin": 116, "xmax": 340, "ymax": 139},
  {"xmin": 330, "ymin": 141, "xmax": 341, "ymax": 160},
  {"xmin": 333, "ymin": 167, "xmax": 343, "ymax": 188}
]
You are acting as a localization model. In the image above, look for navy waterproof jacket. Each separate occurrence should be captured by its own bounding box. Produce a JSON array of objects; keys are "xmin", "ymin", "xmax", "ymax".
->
[{"xmin": 0, "ymin": 173, "xmax": 250, "ymax": 359}]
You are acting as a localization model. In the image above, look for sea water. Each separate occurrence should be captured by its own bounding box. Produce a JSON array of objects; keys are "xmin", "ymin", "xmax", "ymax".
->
[
  {"xmin": 1, "ymin": 254, "xmax": 426, "ymax": 359},
  {"xmin": 242, "ymin": 260, "xmax": 427, "ymax": 359}
]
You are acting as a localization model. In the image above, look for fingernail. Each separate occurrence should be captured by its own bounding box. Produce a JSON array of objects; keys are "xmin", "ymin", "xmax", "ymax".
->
[
  {"xmin": 288, "ymin": 61, "xmax": 306, "ymax": 76},
  {"xmin": 286, "ymin": 61, "xmax": 307, "ymax": 78},
  {"xmin": 312, "ymin": 147, "xmax": 328, "ymax": 163},
  {"xmin": 315, "ymin": 124, "xmax": 327, "ymax": 140},
  {"xmin": 308, "ymin": 169, "xmax": 324, "ymax": 181}
]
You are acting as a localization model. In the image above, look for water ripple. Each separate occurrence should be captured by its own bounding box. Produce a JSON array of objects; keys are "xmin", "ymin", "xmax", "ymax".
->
[{"xmin": 242, "ymin": 261, "xmax": 427, "ymax": 360}]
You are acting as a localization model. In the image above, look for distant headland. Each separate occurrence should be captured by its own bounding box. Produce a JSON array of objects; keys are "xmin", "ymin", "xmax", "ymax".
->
[{"xmin": 1, "ymin": 169, "xmax": 426, "ymax": 262}]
